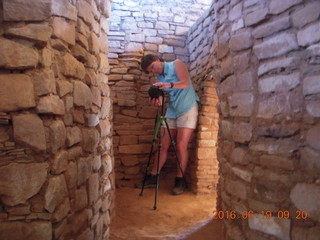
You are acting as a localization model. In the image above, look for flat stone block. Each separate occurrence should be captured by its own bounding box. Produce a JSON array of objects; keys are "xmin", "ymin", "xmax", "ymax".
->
[
  {"xmin": 13, "ymin": 114, "xmax": 46, "ymax": 152},
  {"xmin": 0, "ymin": 74, "xmax": 35, "ymax": 112},
  {"xmin": 249, "ymin": 215, "xmax": 290, "ymax": 240},
  {"xmin": 0, "ymin": 221, "xmax": 51, "ymax": 240},
  {"xmin": 3, "ymin": 0, "xmax": 51, "ymax": 21},
  {"xmin": 290, "ymin": 183, "xmax": 320, "ymax": 221},
  {"xmin": 0, "ymin": 38, "xmax": 39, "ymax": 69}
]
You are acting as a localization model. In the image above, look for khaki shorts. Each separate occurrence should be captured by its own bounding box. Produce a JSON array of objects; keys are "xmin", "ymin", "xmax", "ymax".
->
[{"xmin": 164, "ymin": 104, "xmax": 199, "ymax": 129}]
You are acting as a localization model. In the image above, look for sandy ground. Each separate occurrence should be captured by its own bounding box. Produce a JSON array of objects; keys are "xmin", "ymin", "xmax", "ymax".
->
[{"xmin": 110, "ymin": 174, "xmax": 225, "ymax": 240}]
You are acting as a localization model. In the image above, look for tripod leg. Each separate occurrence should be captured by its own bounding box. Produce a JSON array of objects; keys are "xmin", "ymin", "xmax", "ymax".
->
[
  {"xmin": 139, "ymin": 116, "xmax": 162, "ymax": 196},
  {"xmin": 139, "ymin": 138, "xmax": 155, "ymax": 196},
  {"xmin": 153, "ymin": 118, "xmax": 163, "ymax": 210},
  {"xmin": 163, "ymin": 119, "xmax": 188, "ymax": 190}
]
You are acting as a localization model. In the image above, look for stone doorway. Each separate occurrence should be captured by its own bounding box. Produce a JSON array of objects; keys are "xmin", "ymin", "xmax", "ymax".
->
[
  {"xmin": 108, "ymin": 0, "xmax": 221, "ymax": 238},
  {"xmin": 108, "ymin": 0, "xmax": 218, "ymax": 194}
]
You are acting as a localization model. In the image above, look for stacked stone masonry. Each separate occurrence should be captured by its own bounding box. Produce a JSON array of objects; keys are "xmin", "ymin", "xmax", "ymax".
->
[
  {"xmin": 0, "ymin": 0, "xmax": 115, "ymax": 240},
  {"xmin": 196, "ymin": 0, "xmax": 320, "ymax": 239},
  {"xmin": 107, "ymin": 0, "xmax": 214, "ymax": 191},
  {"xmin": 187, "ymin": 5, "xmax": 220, "ymax": 194}
]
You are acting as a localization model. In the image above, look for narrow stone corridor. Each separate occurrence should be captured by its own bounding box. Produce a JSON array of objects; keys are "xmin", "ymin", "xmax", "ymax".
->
[{"xmin": 0, "ymin": 0, "xmax": 319, "ymax": 239}]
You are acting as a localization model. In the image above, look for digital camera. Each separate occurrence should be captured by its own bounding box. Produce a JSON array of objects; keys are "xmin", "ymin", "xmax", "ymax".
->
[{"xmin": 148, "ymin": 86, "xmax": 163, "ymax": 99}]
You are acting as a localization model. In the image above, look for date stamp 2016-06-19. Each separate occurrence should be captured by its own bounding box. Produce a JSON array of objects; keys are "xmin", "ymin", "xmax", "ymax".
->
[{"xmin": 211, "ymin": 210, "xmax": 308, "ymax": 220}]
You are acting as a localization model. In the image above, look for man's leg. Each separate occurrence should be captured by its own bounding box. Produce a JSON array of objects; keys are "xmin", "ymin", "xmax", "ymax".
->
[
  {"xmin": 171, "ymin": 127, "xmax": 195, "ymax": 195},
  {"xmin": 150, "ymin": 127, "xmax": 177, "ymax": 175},
  {"xmin": 175, "ymin": 127, "xmax": 194, "ymax": 177}
]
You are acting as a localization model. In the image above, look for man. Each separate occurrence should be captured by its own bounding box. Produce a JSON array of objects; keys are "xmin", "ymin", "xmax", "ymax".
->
[{"xmin": 135, "ymin": 54, "xmax": 199, "ymax": 195}]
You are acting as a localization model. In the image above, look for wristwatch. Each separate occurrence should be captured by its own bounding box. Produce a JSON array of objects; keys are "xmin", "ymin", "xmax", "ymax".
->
[{"xmin": 170, "ymin": 82, "xmax": 174, "ymax": 88}]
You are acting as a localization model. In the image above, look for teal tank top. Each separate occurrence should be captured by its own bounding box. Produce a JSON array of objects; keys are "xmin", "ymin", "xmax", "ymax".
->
[{"xmin": 157, "ymin": 61, "xmax": 199, "ymax": 118}]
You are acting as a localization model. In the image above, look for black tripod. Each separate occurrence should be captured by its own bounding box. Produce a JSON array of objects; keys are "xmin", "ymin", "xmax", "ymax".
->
[{"xmin": 139, "ymin": 91, "xmax": 188, "ymax": 210}]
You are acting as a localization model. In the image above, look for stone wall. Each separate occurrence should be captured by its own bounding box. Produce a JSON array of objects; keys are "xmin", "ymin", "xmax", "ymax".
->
[
  {"xmin": 0, "ymin": 0, "xmax": 115, "ymax": 239},
  {"xmin": 107, "ymin": 0, "xmax": 212, "ymax": 187},
  {"xmin": 199, "ymin": 0, "xmax": 320, "ymax": 239},
  {"xmin": 186, "ymin": 7, "xmax": 220, "ymax": 194}
]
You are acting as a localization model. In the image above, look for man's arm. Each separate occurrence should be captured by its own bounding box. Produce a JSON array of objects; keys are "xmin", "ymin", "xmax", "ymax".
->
[{"xmin": 153, "ymin": 59, "xmax": 190, "ymax": 89}]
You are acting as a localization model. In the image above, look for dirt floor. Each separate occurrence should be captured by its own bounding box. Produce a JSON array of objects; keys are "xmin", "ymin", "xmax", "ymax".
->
[{"xmin": 109, "ymin": 174, "xmax": 225, "ymax": 240}]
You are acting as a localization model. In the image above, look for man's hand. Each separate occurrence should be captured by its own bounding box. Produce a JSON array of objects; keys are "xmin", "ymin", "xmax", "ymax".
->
[
  {"xmin": 149, "ymin": 97, "xmax": 163, "ymax": 106},
  {"xmin": 153, "ymin": 82, "xmax": 169, "ymax": 89}
]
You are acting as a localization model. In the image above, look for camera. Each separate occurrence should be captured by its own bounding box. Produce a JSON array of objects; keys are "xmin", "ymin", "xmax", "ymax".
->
[{"xmin": 148, "ymin": 86, "xmax": 163, "ymax": 99}]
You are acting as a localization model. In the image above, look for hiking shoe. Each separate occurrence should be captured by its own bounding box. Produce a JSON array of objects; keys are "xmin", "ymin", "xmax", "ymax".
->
[
  {"xmin": 135, "ymin": 174, "xmax": 157, "ymax": 189},
  {"xmin": 172, "ymin": 177, "xmax": 186, "ymax": 195}
]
